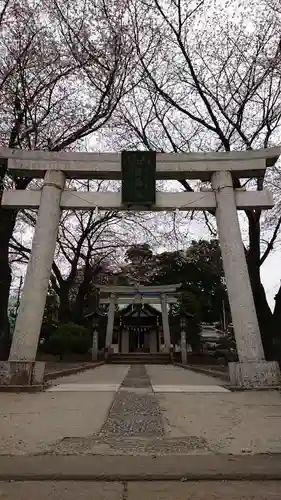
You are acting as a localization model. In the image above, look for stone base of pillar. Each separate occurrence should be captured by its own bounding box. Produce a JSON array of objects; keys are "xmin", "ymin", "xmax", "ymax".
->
[
  {"xmin": 0, "ymin": 361, "xmax": 45, "ymax": 386},
  {"xmin": 229, "ymin": 361, "xmax": 281, "ymax": 388},
  {"xmin": 181, "ymin": 331, "xmax": 187, "ymax": 364},
  {"xmin": 92, "ymin": 330, "xmax": 98, "ymax": 361},
  {"xmin": 181, "ymin": 348, "xmax": 187, "ymax": 364},
  {"xmin": 91, "ymin": 350, "xmax": 98, "ymax": 361},
  {"xmin": 121, "ymin": 329, "xmax": 129, "ymax": 353},
  {"xmin": 150, "ymin": 331, "xmax": 157, "ymax": 353}
]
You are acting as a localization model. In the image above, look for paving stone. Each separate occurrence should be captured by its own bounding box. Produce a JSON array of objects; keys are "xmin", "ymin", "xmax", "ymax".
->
[
  {"xmin": 0, "ymin": 481, "xmax": 123, "ymax": 499},
  {"xmin": 152, "ymin": 384, "xmax": 230, "ymax": 393},
  {"xmin": 2, "ymin": 481, "xmax": 281, "ymax": 499},
  {"xmin": 127, "ymin": 481, "xmax": 281, "ymax": 499},
  {"xmin": 146, "ymin": 364, "xmax": 224, "ymax": 386},
  {"xmin": 47, "ymin": 383, "xmax": 120, "ymax": 392}
]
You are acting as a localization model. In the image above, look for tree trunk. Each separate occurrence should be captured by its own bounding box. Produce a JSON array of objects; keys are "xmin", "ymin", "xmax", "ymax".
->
[
  {"xmin": 246, "ymin": 215, "xmax": 274, "ymax": 358},
  {"xmin": 73, "ymin": 267, "xmax": 93, "ymax": 325},
  {"xmin": 58, "ymin": 282, "xmax": 71, "ymax": 324},
  {"xmin": 0, "ymin": 254, "xmax": 12, "ymax": 360},
  {"xmin": 0, "ymin": 155, "xmax": 31, "ymax": 358},
  {"xmin": 273, "ymin": 286, "xmax": 281, "ymax": 332},
  {"xmin": 0, "ymin": 209, "xmax": 17, "ymax": 359},
  {"xmin": 252, "ymin": 281, "xmax": 274, "ymax": 359},
  {"xmin": 272, "ymin": 286, "xmax": 281, "ymax": 363}
]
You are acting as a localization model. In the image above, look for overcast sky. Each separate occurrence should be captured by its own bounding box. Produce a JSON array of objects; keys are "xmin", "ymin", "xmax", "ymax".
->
[{"xmin": 260, "ymin": 251, "xmax": 280, "ymax": 310}]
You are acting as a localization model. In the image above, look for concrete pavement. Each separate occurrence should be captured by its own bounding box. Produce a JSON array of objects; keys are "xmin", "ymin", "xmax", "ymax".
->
[
  {"xmin": 0, "ymin": 365, "xmax": 129, "ymax": 455},
  {"xmin": 1, "ymin": 454, "xmax": 281, "ymax": 480},
  {"xmin": 1, "ymin": 363, "xmax": 281, "ymax": 460},
  {"xmin": 0, "ymin": 480, "xmax": 280, "ymax": 499},
  {"xmin": 146, "ymin": 364, "xmax": 225, "ymax": 386}
]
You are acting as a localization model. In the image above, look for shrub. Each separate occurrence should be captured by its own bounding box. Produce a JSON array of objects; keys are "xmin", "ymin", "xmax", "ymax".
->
[
  {"xmin": 40, "ymin": 322, "xmax": 58, "ymax": 342},
  {"xmin": 42, "ymin": 322, "xmax": 92, "ymax": 358}
]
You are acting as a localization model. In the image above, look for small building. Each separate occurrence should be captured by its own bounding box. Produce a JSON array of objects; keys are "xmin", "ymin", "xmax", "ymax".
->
[{"xmin": 115, "ymin": 303, "xmax": 162, "ymax": 353}]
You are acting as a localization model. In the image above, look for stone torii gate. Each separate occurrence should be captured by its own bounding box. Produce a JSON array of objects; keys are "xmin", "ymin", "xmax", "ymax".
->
[
  {"xmin": 97, "ymin": 284, "xmax": 181, "ymax": 353},
  {"xmin": 0, "ymin": 147, "xmax": 280, "ymax": 388}
]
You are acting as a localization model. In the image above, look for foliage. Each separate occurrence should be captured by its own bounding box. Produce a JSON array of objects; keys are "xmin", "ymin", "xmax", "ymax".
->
[
  {"xmin": 40, "ymin": 322, "xmax": 57, "ymax": 342},
  {"xmin": 117, "ymin": 240, "xmax": 227, "ymax": 335},
  {"xmin": 169, "ymin": 290, "xmax": 202, "ymax": 352},
  {"xmin": 42, "ymin": 322, "xmax": 91, "ymax": 357},
  {"xmin": 151, "ymin": 240, "xmax": 228, "ymax": 324},
  {"xmin": 37, "ymin": 238, "xmax": 228, "ymax": 338},
  {"xmin": 43, "ymin": 289, "xmax": 58, "ymax": 324},
  {"xmin": 125, "ymin": 244, "xmax": 153, "ymax": 263}
]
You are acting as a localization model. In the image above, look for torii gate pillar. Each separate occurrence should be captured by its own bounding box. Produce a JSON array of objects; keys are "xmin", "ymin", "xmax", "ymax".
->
[
  {"xmin": 0, "ymin": 170, "xmax": 65, "ymax": 386},
  {"xmin": 212, "ymin": 171, "xmax": 280, "ymax": 387}
]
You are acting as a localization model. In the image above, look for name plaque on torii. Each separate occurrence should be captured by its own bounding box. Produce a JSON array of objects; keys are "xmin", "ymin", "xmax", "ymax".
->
[{"xmin": 121, "ymin": 150, "xmax": 156, "ymax": 209}]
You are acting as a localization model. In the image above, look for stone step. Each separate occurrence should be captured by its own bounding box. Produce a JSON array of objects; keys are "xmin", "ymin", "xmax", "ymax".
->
[
  {"xmin": 108, "ymin": 353, "xmax": 171, "ymax": 364},
  {"xmin": 109, "ymin": 354, "xmax": 170, "ymax": 358},
  {"xmin": 110, "ymin": 353, "xmax": 170, "ymax": 357},
  {"xmin": 110, "ymin": 360, "xmax": 171, "ymax": 364}
]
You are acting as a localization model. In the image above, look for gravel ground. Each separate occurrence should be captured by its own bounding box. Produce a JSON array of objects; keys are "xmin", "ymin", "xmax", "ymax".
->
[
  {"xmin": 121, "ymin": 365, "xmax": 151, "ymax": 388},
  {"xmin": 52, "ymin": 435, "xmax": 210, "ymax": 455},
  {"xmin": 99, "ymin": 365, "xmax": 165, "ymax": 438}
]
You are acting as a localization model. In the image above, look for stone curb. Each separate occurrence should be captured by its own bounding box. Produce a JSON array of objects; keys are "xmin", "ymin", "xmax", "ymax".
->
[
  {"xmin": 228, "ymin": 385, "xmax": 281, "ymax": 391},
  {"xmin": 174, "ymin": 363, "xmax": 281, "ymax": 391},
  {"xmin": 2, "ymin": 475, "xmax": 281, "ymax": 482},
  {"xmin": 0, "ymin": 384, "xmax": 45, "ymax": 393},
  {"xmin": 173, "ymin": 362, "xmax": 230, "ymax": 382},
  {"xmin": 44, "ymin": 361, "xmax": 104, "ymax": 381},
  {"xmin": 0, "ymin": 455, "xmax": 281, "ymax": 481}
]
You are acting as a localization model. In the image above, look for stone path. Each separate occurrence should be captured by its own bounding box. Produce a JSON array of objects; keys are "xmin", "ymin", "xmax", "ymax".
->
[
  {"xmin": 99, "ymin": 365, "xmax": 164, "ymax": 437},
  {"xmin": 47, "ymin": 363, "xmax": 229, "ymax": 394},
  {"xmin": 1, "ymin": 364, "xmax": 281, "ymax": 457},
  {"xmin": 51, "ymin": 364, "xmax": 222, "ymax": 455}
]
